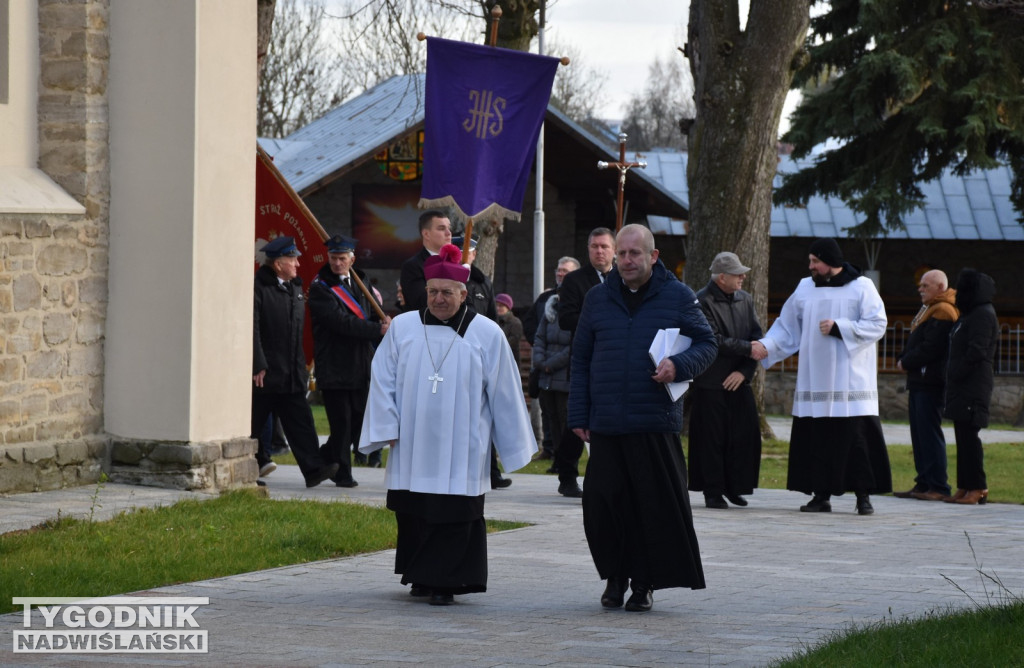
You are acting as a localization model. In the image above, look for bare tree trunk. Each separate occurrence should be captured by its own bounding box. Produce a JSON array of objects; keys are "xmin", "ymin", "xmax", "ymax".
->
[
  {"xmin": 482, "ymin": 0, "xmax": 539, "ymax": 52},
  {"xmin": 257, "ymin": 0, "xmax": 277, "ymax": 73},
  {"xmin": 686, "ymin": 0, "xmax": 809, "ymax": 439}
]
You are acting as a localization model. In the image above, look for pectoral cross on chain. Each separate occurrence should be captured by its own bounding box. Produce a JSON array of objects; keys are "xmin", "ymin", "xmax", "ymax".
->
[
  {"xmin": 428, "ymin": 371, "xmax": 443, "ymax": 394},
  {"xmin": 597, "ymin": 132, "xmax": 647, "ymax": 232}
]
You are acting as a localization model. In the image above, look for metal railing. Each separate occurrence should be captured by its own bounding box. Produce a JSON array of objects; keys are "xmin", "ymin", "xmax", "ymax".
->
[{"xmin": 765, "ymin": 320, "xmax": 1023, "ymax": 376}]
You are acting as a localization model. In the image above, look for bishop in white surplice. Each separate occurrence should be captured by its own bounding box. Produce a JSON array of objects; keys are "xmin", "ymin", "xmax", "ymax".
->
[
  {"xmin": 359, "ymin": 307, "xmax": 536, "ymax": 495},
  {"xmin": 358, "ymin": 243, "xmax": 536, "ymax": 604}
]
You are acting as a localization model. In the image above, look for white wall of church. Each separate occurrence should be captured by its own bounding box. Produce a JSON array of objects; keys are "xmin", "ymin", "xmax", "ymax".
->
[
  {"xmin": 0, "ymin": 0, "xmax": 35, "ymax": 166},
  {"xmin": 106, "ymin": 0, "xmax": 255, "ymax": 442}
]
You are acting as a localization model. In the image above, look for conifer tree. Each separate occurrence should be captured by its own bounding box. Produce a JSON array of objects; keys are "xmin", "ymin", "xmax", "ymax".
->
[{"xmin": 777, "ymin": 0, "xmax": 1024, "ymax": 235}]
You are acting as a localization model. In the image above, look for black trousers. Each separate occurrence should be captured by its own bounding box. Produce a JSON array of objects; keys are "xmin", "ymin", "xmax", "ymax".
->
[
  {"xmin": 953, "ymin": 420, "xmax": 987, "ymax": 490},
  {"xmin": 320, "ymin": 388, "xmax": 371, "ymax": 481},
  {"xmin": 555, "ymin": 427, "xmax": 585, "ymax": 485},
  {"xmin": 251, "ymin": 391, "xmax": 326, "ymax": 482},
  {"xmin": 908, "ymin": 388, "xmax": 951, "ymax": 494},
  {"xmin": 539, "ymin": 389, "xmax": 568, "ymax": 454}
]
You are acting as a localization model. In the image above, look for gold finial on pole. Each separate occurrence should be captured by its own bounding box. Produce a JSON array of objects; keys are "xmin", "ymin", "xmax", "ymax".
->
[{"xmin": 488, "ymin": 5, "xmax": 502, "ymax": 47}]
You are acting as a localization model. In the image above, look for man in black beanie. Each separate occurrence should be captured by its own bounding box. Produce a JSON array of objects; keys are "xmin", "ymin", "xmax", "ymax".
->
[{"xmin": 751, "ymin": 239, "xmax": 892, "ymax": 515}]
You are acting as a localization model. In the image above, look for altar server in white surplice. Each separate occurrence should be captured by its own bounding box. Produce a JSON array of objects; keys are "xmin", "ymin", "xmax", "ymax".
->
[
  {"xmin": 359, "ymin": 243, "xmax": 537, "ymax": 606},
  {"xmin": 751, "ymin": 238, "xmax": 892, "ymax": 516}
]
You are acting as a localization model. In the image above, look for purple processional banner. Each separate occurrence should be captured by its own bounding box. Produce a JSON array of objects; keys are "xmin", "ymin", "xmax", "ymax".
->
[{"xmin": 419, "ymin": 36, "xmax": 559, "ymax": 222}]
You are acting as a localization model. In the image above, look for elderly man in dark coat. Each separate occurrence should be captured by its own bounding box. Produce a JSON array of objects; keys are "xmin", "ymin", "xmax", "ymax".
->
[
  {"xmin": 309, "ymin": 234, "xmax": 390, "ymax": 486},
  {"xmin": 568, "ymin": 224, "xmax": 717, "ymax": 613},
  {"xmin": 253, "ymin": 236, "xmax": 339, "ymax": 487},
  {"xmin": 895, "ymin": 269, "xmax": 958, "ymax": 501},
  {"xmin": 688, "ymin": 252, "xmax": 764, "ymax": 509}
]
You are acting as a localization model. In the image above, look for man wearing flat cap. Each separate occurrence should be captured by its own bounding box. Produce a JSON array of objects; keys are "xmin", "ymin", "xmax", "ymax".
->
[
  {"xmin": 253, "ymin": 236, "xmax": 339, "ymax": 487},
  {"xmin": 752, "ymin": 238, "xmax": 892, "ymax": 515},
  {"xmin": 688, "ymin": 252, "xmax": 764, "ymax": 510},
  {"xmin": 359, "ymin": 243, "xmax": 536, "ymax": 605},
  {"xmin": 309, "ymin": 234, "xmax": 391, "ymax": 487}
]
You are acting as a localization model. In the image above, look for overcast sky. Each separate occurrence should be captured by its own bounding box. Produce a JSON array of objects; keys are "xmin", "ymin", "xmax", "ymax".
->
[
  {"xmin": 539, "ymin": 0, "xmax": 805, "ymax": 132},
  {"xmin": 544, "ymin": 0, "xmax": 691, "ymax": 120}
]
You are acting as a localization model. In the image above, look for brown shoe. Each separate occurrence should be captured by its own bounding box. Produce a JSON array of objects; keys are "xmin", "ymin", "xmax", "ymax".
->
[
  {"xmin": 948, "ymin": 488, "xmax": 967, "ymax": 501},
  {"xmin": 949, "ymin": 489, "xmax": 988, "ymax": 505},
  {"xmin": 893, "ymin": 487, "xmax": 924, "ymax": 499},
  {"xmin": 911, "ymin": 490, "xmax": 951, "ymax": 501}
]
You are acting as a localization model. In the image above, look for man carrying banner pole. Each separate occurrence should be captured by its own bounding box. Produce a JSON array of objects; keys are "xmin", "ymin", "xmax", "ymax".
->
[{"xmin": 309, "ymin": 234, "xmax": 390, "ymax": 487}]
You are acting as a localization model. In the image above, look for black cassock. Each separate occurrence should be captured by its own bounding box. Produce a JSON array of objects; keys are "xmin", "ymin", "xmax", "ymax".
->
[
  {"xmin": 687, "ymin": 385, "xmax": 762, "ymax": 496},
  {"xmin": 787, "ymin": 415, "xmax": 893, "ymax": 496},
  {"xmin": 583, "ymin": 432, "xmax": 705, "ymax": 591},
  {"xmin": 387, "ymin": 490, "xmax": 488, "ymax": 595}
]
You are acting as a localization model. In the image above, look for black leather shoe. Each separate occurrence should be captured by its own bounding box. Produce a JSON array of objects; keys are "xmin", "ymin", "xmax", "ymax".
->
[
  {"xmin": 335, "ymin": 478, "xmax": 358, "ymax": 488},
  {"xmin": 725, "ymin": 493, "xmax": 748, "ymax": 507},
  {"xmin": 409, "ymin": 584, "xmax": 430, "ymax": 597},
  {"xmin": 856, "ymin": 493, "xmax": 874, "ymax": 515},
  {"xmin": 306, "ymin": 462, "xmax": 340, "ymax": 488},
  {"xmin": 600, "ymin": 577, "xmax": 629, "ymax": 608},
  {"xmin": 624, "ymin": 584, "xmax": 653, "ymax": 612},
  {"xmin": 704, "ymin": 495, "xmax": 728, "ymax": 509},
  {"xmin": 428, "ymin": 593, "xmax": 454, "ymax": 606},
  {"xmin": 800, "ymin": 495, "xmax": 832, "ymax": 512},
  {"xmin": 491, "ymin": 477, "xmax": 512, "ymax": 489},
  {"xmin": 558, "ymin": 482, "xmax": 583, "ymax": 498}
]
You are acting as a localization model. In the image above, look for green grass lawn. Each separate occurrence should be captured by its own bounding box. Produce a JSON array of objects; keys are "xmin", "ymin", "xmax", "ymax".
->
[
  {"xmin": 0, "ymin": 488, "xmax": 524, "ymax": 616},
  {"xmin": 772, "ymin": 598, "xmax": 1024, "ymax": 667}
]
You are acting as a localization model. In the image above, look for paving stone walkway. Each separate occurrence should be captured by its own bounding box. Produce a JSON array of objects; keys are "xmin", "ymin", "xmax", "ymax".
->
[{"xmin": 3, "ymin": 420, "xmax": 1024, "ymax": 666}]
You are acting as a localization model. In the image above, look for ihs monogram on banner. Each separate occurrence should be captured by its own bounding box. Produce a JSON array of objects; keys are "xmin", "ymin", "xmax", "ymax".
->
[{"xmin": 463, "ymin": 90, "xmax": 506, "ymax": 138}]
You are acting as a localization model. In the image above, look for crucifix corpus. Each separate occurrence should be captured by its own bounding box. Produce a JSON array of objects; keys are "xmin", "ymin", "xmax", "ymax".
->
[{"xmin": 597, "ymin": 132, "xmax": 647, "ymax": 232}]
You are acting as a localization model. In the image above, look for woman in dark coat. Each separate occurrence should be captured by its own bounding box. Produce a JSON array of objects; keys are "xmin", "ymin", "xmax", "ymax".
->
[{"xmin": 943, "ymin": 269, "xmax": 998, "ymax": 505}]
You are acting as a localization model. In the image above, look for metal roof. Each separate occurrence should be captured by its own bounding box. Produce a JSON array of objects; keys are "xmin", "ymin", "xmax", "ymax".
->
[
  {"xmin": 259, "ymin": 74, "xmax": 688, "ymax": 214},
  {"xmin": 644, "ymin": 151, "xmax": 1022, "ymax": 241},
  {"xmin": 258, "ymin": 75, "xmax": 428, "ymax": 193}
]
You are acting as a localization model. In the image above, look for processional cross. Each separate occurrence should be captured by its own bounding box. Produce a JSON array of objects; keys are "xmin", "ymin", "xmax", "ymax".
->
[{"xmin": 597, "ymin": 132, "xmax": 647, "ymax": 232}]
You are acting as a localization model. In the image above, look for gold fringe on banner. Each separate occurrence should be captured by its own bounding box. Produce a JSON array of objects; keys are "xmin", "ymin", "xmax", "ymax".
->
[{"xmin": 417, "ymin": 196, "xmax": 523, "ymax": 224}]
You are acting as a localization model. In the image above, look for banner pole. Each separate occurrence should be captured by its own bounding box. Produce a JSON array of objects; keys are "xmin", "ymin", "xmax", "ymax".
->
[{"xmin": 488, "ymin": 5, "xmax": 502, "ymax": 47}]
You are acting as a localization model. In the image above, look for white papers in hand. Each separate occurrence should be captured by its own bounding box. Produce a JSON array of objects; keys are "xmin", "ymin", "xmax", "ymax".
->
[{"xmin": 648, "ymin": 328, "xmax": 692, "ymax": 401}]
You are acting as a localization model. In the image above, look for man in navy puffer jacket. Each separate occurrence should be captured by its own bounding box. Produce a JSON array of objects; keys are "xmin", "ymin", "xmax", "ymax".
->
[{"xmin": 568, "ymin": 224, "xmax": 717, "ymax": 612}]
